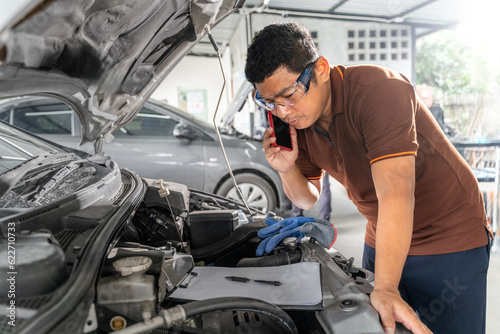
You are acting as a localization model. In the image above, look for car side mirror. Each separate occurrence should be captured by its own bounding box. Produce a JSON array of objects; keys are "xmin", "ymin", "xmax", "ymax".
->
[{"xmin": 173, "ymin": 122, "xmax": 196, "ymax": 140}]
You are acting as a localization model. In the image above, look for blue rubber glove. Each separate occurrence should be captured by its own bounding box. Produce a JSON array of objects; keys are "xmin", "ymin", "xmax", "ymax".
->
[
  {"xmin": 298, "ymin": 219, "xmax": 337, "ymax": 250},
  {"xmin": 258, "ymin": 216, "xmax": 315, "ymax": 239},
  {"xmin": 256, "ymin": 228, "xmax": 306, "ymax": 256},
  {"xmin": 256, "ymin": 217, "xmax": 313, "ymax": 256},
  {"xmin": 256, "ymin": 217, "xmax": 337, "ymax": 256}
]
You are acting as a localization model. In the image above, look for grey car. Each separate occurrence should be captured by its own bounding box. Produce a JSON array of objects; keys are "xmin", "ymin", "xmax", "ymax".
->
[{"xmin": 0, "ymin": 96, "xmax": 290, "ymax": 213}]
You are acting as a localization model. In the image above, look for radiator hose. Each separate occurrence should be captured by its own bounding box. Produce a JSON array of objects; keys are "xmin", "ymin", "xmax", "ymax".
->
[
  {"xmin": 114, "ymin": 297, "xmax": 298, "ymax": 334},
  {"xmin": 236, "ymin": 249, "xmax": 302, "ymax": 267}
]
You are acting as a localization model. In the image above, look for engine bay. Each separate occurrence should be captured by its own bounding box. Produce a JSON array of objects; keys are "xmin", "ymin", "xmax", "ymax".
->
[
  {"xmin": 91, "ymin": 178, "xmax": 390, "ymax": 334},
  {"xmin": 0, "ymin": 161, "xmax": 413, "ymax": 334}
]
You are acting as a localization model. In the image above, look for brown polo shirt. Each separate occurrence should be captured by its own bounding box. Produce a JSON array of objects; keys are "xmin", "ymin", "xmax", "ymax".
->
[{"xmin": 296, "ymin": 64, "xmax": 491, "ymax": 255}]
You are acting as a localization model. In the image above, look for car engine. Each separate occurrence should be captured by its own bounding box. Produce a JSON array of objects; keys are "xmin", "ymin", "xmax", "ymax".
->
[{"xmin": 92, "ymin": 179, "xmax": 410, "ymax": 334}]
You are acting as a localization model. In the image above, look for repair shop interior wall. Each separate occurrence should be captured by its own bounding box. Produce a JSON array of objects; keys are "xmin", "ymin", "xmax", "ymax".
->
[
  {"xmin": 152, "ymin": 13, "xmax": 414, "ymax": 124},
  {"xmin": 151, "ymin": 50, "xmax": 232, "ymax": 123},
  {"xmin": 248, "ymin": 13, "xmax": 414, "ymax": 81},
  {"xmin": 230, "ymin": 13, "xmax": 252, "ymax": 100}
]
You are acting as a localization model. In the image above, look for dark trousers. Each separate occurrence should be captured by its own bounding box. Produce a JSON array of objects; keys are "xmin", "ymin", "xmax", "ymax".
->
[{"xmin": 362, "ymin": 240, "xmax": 491, "ymax": 334}]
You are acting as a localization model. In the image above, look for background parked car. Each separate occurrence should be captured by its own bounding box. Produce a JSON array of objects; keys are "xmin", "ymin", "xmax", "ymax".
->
[{"xmin": 0, "ymin": 96, "xmax": 290, "ymax": 213}]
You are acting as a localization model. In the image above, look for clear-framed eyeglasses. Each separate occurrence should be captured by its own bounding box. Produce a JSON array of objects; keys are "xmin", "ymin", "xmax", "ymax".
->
[{"xmin": 254, "ymin": 62, "xmax": 315, "ymax": 112}]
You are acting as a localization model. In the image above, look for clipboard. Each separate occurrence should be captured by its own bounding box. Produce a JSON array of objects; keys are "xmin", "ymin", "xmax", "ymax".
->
[{"xmin": 169, "ymin": 262, "xmax": 323, "ymax": 310}]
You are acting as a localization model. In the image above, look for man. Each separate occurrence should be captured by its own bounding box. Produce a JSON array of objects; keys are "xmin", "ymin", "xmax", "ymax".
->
[{"xmin": 245, "ymin": 22, "xmax": 491, "ymax": 334}]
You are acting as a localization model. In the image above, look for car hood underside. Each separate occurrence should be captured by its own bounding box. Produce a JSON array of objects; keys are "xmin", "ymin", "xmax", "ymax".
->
[{"xmin": 0, "ymin": 0, "xmax": 242, "ymax": 151}]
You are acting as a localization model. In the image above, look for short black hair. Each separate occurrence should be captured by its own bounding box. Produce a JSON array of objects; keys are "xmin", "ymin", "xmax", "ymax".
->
[{"xmin": 245, "ymin": 22, "xmax": 319, "ymax": 85}]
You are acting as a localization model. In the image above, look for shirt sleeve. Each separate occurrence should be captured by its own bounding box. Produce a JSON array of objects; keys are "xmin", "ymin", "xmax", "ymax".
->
[{"xmin": 353, "ymin": 78, "xmax": 419, "ymax": 164}]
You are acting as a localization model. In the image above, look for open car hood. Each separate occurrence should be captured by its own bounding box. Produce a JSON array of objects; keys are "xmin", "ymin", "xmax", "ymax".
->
[{"xmin": 0, "ymin": 0, "xmax": 243, "ymax": 152}]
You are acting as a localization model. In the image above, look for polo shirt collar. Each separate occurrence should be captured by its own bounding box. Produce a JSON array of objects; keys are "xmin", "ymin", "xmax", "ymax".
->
[{"xmin": 331, "ymin": 65, "xmax": 345, "ymax": 118}]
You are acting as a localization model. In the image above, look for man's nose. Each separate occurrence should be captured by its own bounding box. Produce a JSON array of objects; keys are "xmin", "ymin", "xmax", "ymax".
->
[{"xmin": 274, "ymin": 103, "xmax": 293, "ymax": 118}]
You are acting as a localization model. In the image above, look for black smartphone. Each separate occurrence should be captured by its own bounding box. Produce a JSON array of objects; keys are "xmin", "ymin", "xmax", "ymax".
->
[{"xmin": 267, "ymin": 110, "xmax": 293, "ymax": 151}]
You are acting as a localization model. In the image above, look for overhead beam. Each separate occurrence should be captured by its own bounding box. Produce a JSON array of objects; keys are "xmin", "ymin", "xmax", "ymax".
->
[
  {"xmin": 387, "ymin": 0, "xmax": 439, "ymax": 20},
  {"xmin": 327, "ymin": 0, "xmax": 350, "ymax": 14},
  {"xmin": 410, "ymin": 21, "xmax": 459, "ymax": 38}
]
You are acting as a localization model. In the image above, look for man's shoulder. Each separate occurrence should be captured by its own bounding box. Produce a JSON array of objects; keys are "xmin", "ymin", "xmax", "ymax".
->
[{"xmin": 343, "ymin": 64, "xmax": 410, "ymax": 85}]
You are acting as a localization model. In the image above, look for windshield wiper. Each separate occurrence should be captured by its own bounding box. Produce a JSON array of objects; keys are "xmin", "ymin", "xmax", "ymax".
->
[
  {"xmin": 31, "ymin": 159, "xmax": 85, "ymax": 204},
  {"xmin": 0, "ymin": 155, "xmax": 47, "ymax": 198},
  {"xmin": 0, "ymin": 153, "xmax": 78, "ymax": 199}
]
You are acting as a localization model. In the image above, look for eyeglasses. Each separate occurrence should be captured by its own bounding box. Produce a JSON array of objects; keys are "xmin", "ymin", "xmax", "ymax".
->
[{"xmin": 254, "ymin": 62, "xmax": 315, "ymax": 111}]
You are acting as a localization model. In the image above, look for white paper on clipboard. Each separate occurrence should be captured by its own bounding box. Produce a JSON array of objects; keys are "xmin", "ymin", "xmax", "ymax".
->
[{"xmin": 169, "ymin": 262, "xmax": 322, "ymax": 309}]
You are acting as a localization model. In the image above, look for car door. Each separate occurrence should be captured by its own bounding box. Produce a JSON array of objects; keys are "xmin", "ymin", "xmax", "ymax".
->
[{"xmin": 106, "ymin": 105, "xmax": 207, "ymax": 190}]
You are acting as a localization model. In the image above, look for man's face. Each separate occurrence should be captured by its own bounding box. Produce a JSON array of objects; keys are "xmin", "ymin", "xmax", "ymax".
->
[{"xmin": 255, "ymin": 64, "xmax": 329, "ymax": 130}]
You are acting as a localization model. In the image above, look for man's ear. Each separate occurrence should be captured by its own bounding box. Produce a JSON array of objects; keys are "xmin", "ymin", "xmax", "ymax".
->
[{"xmin": 314, "ymin": 56, "xmax": 330, "ymax": 83}]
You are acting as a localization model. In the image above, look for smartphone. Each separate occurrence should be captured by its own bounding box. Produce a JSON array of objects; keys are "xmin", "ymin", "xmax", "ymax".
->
[{"xmin": 267, "ymin": 110, "xmax": 293, "ymax": 151}]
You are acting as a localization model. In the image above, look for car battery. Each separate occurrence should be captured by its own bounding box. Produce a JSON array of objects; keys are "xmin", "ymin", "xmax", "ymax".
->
[{"xmin": 187, "ymin": 210, "xmax": 239, "ymax": 249}]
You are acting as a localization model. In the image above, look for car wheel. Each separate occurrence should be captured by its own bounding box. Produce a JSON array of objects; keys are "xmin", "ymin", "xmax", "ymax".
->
[{"xmin": 217, "ymin": 173, "xmax": 277, "ymax": 213}]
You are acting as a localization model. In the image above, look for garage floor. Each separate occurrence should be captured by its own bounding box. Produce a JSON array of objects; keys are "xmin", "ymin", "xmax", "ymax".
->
[{"xmin": 285, "ymin": 178, "xmax": 500, "ymax": 334}]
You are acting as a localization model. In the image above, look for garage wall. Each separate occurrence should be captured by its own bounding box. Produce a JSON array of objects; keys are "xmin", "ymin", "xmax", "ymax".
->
[
  {"xmin": 153, "ymin": 13, "xmax": 415, "ymax": 124},
  {"xmin": 151, "ymin": 50, "xmax": 232, "ymax": 123},
  {"xmin": 248, "ymin": 14, "xmax": 414, "ymax": 81},
  {"xmin": 230, "ymin": 14, "xmax": 252, "ymax": 102}
]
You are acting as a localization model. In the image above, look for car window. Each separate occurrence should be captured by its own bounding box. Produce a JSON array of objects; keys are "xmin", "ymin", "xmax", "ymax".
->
[
  {"xmin": 12, "ymin": 104, "xmax": 73, "ymax": 135},
  {"xmin": 0, "ymin": 108, "xmax": 10, "ymax": 123},
  {"xmin": 0, "ymin": 122, "xmax": 62, "ymax": 174},
  {"xmin": 115, "ymin": 107, "xmax": 180, "ymax": 137}
]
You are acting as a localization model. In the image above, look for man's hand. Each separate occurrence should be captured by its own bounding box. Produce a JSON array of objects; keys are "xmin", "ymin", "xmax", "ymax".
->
[
  {"xmin": 371, "ymin": 287, "xmax": 432, "ymax": 334},
  {"xmin": 262, "ymin": 124, "xmax": 321, "ymax": 210},
  {"xmin": 262, "ymin": 126, "xmax": 298, "ymax": 173}
]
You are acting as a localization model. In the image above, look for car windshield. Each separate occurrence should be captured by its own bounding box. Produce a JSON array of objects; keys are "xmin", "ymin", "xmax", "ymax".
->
[{"xmin": 0, "ymin": 121, "xmax": 62, "ymax": 175}]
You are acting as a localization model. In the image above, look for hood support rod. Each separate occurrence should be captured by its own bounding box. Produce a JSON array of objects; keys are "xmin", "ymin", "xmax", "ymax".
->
[{"xmin": 205, "ymin": 26, "xmax": 255, "ymax": 216}]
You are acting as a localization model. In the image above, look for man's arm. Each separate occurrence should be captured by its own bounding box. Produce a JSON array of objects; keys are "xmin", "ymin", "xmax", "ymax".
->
[
  {"xmin": 262, "ymin": 125, "xmax": 322, "ymax": 209},
  {"xmin": 280, "ymin": 165, "xmax": 322, "ymax": 209},
  {"xmin": 370, "ymin": 155, "xmax": 431, "ymax": 334}
]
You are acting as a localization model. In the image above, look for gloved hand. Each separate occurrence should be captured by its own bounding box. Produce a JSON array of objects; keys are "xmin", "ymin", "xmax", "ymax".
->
[
  {"xmin": 256, "ymin": 217, "xmax": 337, "ymax": 256},
  {"xmin": 258, "ymin": 216, "xmax": 315, "ymax": 239}
]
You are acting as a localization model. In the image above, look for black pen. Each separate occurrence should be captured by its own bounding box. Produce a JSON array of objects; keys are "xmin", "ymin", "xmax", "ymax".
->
[
  {"xmin": 254, "ymin": 279, "xmax": 282, "ymax": 286},
  {"xmin": 225, "ymin": 276, "xmax": 249, "ymax": 282},
  {"xmin": 225, "ymin": 276, "xmax": 281, "ymax": 286}
]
